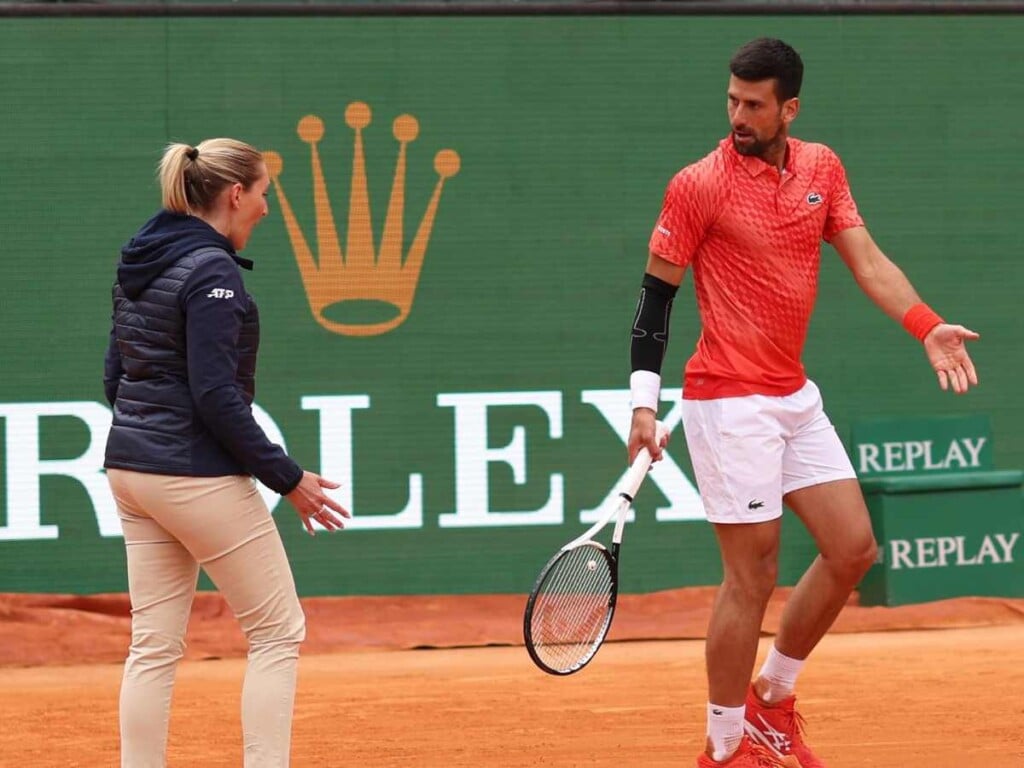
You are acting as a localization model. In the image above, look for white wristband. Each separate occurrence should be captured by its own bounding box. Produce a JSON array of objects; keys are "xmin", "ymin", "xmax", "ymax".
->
[{"xmin": 629, "ymin": 370, "xmax": 661, "ymax": 412}]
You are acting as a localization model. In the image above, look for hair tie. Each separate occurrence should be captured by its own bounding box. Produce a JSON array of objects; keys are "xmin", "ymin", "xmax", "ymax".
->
[{"xmin": 185, "ymin": 147, "xmax": 199, "ymax": 161}]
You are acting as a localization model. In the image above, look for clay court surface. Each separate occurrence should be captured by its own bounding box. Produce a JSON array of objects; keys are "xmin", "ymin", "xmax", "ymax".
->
[{"xmin": 2, "ymin": 589, "xmax": 1023, "ymax": 767}]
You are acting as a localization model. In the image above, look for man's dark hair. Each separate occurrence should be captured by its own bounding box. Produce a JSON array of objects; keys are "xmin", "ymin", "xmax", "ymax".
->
[{"xmin": 729, "ymin": 37, "xmax": 804, "ymax": 102}]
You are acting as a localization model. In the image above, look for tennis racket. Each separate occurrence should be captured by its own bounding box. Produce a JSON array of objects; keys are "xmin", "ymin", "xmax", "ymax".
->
[{"xmin": 523, "ymin": 420, "xmax": 668, "ymax": 675}]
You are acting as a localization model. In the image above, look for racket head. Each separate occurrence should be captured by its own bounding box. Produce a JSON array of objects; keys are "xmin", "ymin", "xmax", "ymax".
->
[{"xmin": 523, "ymin": 541, "xmax": 619, "ymax": 675}]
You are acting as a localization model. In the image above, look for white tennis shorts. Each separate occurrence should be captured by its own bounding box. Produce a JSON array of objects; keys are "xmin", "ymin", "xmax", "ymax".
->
[{"xmin": 680, "ymin": 379, "xmax": 856, "ymax": 524}]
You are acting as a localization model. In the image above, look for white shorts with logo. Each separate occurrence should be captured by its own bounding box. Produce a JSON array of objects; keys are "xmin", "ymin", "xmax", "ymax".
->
[{"xmin": 680, "ymin": 380, "xmax": 856, "ymax": 524}]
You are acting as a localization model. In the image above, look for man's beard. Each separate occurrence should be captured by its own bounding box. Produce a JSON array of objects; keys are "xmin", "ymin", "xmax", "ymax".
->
[{"xmin": 731, "ymin": 128, "xmax": 783, "ymax": 159}]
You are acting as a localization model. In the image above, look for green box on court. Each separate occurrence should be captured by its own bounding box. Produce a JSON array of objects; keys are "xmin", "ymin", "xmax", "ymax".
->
[
  {"xmin": 850, "ymin": 414, "xmax": 993, "ymax": 477},
  {"xmin": 854, "ymin": 416, "xmax": 1024, "ymax": 606}
]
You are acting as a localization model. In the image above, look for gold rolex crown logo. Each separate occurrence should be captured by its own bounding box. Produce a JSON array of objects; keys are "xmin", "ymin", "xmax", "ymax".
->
[{"xmin": 263, "ymin": 102, "xmax": 460, "ymax": 336}]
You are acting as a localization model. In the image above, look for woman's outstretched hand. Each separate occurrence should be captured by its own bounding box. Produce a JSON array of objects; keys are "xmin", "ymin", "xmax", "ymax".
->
[{"xmin": 285, "ymin": 471, "xmax": 351, "ymax": 535}]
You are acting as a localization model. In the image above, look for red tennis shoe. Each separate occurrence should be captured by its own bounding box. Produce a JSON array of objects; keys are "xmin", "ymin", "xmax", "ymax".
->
[
  {"xmin": 744, "ymin": 685, "xmax": 826, "ymax": 768},
  {"xmin": 695, "ymin": 736, "xmax": 800, "ymax": 767}
]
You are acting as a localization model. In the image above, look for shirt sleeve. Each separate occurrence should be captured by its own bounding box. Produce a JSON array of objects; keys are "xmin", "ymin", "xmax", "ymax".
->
[
  {"xmin": 823, "ymin": 150, "xmax": 864, "ymax": 243},
  {"xmin": 648, "ymin": 164, "xmax": 719, "ymax": 268},
  {"xmin": 181, "ymin": 255, "xmax": 303, "ymax": 496}
]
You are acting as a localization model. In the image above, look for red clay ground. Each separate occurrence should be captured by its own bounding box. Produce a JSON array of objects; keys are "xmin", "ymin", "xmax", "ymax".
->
[
  {"xmin": 3, "ymin": 587, "xmax": 1023, "ymax": 665},
  {"xmin": 1, "ymin": 589, "xmax": 1023, "ymax": 766}
]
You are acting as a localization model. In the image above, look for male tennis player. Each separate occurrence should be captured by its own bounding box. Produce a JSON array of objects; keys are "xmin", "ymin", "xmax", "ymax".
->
[{"xmin": 627, "ymin": 38, "xmax": 979, "ymax": 768}]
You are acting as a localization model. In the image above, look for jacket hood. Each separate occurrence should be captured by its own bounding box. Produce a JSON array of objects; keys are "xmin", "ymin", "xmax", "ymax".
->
[{"xmin": 118, "ymin": 210, "xmax": 237, "ymax": 299}]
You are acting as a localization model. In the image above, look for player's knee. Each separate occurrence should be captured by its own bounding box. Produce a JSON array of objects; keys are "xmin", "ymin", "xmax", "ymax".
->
[
  {"xmin": 856, "ymin": 537, "xmax": 880, "ymax": 577},
  {"xmin": 827, "ymin": 536, "xmax": 878, "ymax": 584},
  {"xmin": 722, "ymin": 563, "xmax": 778, "ymax": 607}
]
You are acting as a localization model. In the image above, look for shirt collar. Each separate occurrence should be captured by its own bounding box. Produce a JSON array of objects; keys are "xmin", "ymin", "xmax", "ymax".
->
[{"xmin": 723, "ymin": 136, "xmax": 798, "ymax": 178}]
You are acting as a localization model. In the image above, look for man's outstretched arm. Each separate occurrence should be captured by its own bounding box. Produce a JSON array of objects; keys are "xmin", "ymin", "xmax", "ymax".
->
[{"xmin": 831, "ymin": 226, "xmax": 980, "ymax": 394}]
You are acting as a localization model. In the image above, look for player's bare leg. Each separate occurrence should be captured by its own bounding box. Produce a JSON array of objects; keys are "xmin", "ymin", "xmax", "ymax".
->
[
  {"xmin": 743, "ymin": 479, "xmax": 877, "ymax": 767},
  {"xmin": 707, "ymin": 518, "xmax": 783, "ymax": 706},
  {"xmin": 773, "ymin": 479, "xmax": 877, "ymax": 663}
]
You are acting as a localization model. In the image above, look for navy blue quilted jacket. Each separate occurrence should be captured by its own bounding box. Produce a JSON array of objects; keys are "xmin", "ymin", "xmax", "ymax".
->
[{"xmin": 103, "ymin": 210, "xmax": 302, "ymax": 495}]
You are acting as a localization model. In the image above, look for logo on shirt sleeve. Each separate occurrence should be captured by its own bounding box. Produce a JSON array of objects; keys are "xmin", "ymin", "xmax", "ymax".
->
[
  {"xmin": 206, "ymin": 288, "xmax": 235, "ymax": 299},
  {"xmin": 806, "ymin": 192, "xmax": 824, "ymax": 206},
  {"xmin": 656, "ymin": 225, "xmax": 672, "ymax": 236}
]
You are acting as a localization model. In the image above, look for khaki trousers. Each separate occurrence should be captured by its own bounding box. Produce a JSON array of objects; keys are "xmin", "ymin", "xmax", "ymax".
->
[{"xmin": 108, "ymin": 470, "xmax": 305, "ymax": 768}]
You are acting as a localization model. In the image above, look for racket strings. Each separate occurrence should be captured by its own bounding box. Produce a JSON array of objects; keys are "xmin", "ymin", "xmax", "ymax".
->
[
  {"xmin": 530, "ymin": 545, "xmax": 614, "ymax": 672},
  {"xmin": 536, "ymin": 548, "xmax": 612, "ymax": 649}
]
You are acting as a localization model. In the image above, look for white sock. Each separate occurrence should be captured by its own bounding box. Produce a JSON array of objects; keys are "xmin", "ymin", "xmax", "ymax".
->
[
  {"xmin": 706, "ymin": 702, "xmax": 745, "ymax": 761},
  {"xmin": 757, "ymin": 645, "xmax": 806, "ymax": 703}
]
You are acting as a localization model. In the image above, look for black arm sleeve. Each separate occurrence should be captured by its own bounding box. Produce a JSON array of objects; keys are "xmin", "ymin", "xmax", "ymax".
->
[
  {"xmin": 630, "ymin": 273, "xmax": 678, "ymax": 374},
  {"xmin": 182, "ymin": 257, "xmax": 303, "ymax": 496}
]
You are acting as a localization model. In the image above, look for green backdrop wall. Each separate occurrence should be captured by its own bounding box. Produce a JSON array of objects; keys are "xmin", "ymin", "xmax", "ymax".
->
[{"xmin": 0, "ymin": 16, "xmax": 1020, "ymax": 595}]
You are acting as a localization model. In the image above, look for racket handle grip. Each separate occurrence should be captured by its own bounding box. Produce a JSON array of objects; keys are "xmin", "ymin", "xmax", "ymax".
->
[{"xmin": 620, "ymin": 420, "xmax": 668, "ymax": 499}]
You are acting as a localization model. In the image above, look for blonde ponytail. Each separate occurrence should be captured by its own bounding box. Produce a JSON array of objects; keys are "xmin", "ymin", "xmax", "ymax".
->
[
  {"xmin": 157, "ymin": 138, "xmax": 264, "ymax": 215},
  {"xmin": 158, "ymin": 143, "xmax": 196, "ymax": 213}
]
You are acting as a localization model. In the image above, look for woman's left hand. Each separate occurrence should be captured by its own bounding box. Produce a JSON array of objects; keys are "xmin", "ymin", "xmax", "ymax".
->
[{"xmin": 285, "ymin": 471, "xmax": 351, "ymax": 535}]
